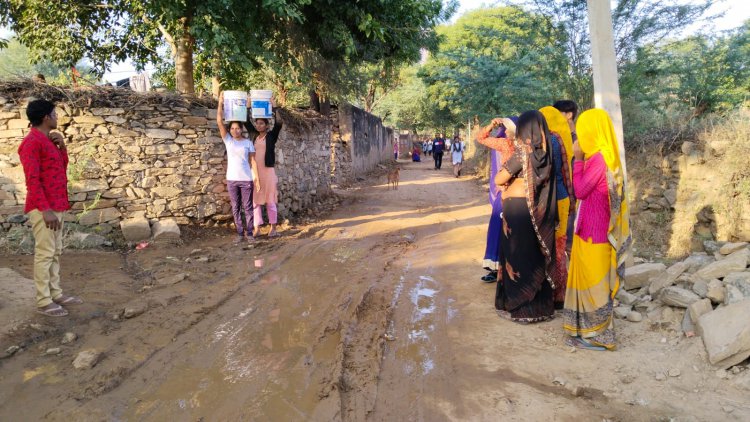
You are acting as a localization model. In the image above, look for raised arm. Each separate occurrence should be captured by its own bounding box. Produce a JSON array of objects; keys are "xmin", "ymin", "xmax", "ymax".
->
[
  {"xmin": 573, "ymin": 151, "xmax": 606, "ymax": 200},
  {"xmin": 269, "ymin": 97, "xmax": 282, "ymax": 136},
  {"xmin": 216, "ymin": 91, "xmax": 228, "ymax": 139}
]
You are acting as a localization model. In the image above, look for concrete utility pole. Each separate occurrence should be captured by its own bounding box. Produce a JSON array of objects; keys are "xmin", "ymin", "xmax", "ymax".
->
[{"xmin": 586, "ymin": 0, "xmax": 628, "ymax": 182}]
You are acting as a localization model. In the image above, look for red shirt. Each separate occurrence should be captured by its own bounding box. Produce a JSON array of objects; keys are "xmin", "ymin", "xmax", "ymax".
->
[{"xmin": 18, "ymin": 128, "xmax": 70, "ymax": 213}]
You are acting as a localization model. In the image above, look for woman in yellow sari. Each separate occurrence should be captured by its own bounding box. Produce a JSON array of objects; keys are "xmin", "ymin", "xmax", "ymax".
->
[{"xmin": 563, "ymin": 109, "xmax": 631, "ymax": 351}]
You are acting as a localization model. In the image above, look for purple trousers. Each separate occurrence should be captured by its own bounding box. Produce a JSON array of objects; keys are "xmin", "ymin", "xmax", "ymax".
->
[{"xmin": 227, "ymin": 180, "xmax": 254, "ymax": 236}]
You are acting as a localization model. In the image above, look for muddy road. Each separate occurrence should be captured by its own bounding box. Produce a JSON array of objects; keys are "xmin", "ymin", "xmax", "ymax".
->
[{"xmin": 1, "ymin": 159, "xmax": 749, "ymax": 421}]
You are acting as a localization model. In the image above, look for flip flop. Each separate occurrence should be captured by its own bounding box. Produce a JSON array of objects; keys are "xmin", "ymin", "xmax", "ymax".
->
[
  {"xmin": 268, "ymin": 231, "xmax": 281, "ymax": 238},
  {"xmin": 566, "ymin": 336, "xmax": 607, "ymax": 351},
  {"xmin": 53, "ymin": 295, "xmax": 83, "ymax": 305},
  {"xmin": 37, "ymin": 303, "xmax": 68, "ymax": 317}
]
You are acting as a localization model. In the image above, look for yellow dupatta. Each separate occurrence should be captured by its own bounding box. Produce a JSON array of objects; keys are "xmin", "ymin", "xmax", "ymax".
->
[
  {"xmin": 575, "ymin": 109, "xmax": 632, "ymax": 298},
  {"xmin": 539, "ymin": 106, "xmax": 573, "ymax": 179}
]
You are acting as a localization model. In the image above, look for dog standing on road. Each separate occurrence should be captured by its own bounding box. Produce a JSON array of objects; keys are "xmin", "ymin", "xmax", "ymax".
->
[{"xmin": 387, "ymin": 167, "xmax": 400, "ymax": 190}]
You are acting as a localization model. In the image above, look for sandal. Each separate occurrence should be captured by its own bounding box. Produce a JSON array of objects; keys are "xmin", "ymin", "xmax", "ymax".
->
[
  {"xmin": 53, "ymin": 294, "xmax": 83, "ymax": 305},
  {"xmin": 37, "ymin": 303, "xmax": 68, "ymax": 317},
  {"xmin": 480, "ymin": 272, "xmax": 497, "ymax": 283},
  {"xmin": 566, "ymin": 336, "xmax": 606, "ymax": 351},
  {"xmin": 268, "ymin": 230, "xmax": 280, "ymax": 238}
]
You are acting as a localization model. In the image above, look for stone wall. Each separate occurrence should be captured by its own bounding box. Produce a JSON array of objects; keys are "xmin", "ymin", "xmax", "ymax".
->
[
  {"xmin": 337, "ymin": 104, "xmax": 394, "ymax": 178},
  {"xmin": 0, "ymin": 86, "xmax": 394, "ymax": 232},
  {"xmin": 0, "ymin": 91, "xmax": 337, "ymax": 231}
]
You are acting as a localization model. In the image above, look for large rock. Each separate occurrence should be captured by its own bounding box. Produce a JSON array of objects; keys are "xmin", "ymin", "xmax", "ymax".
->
[
  {"xmin": 77, "ymin": 207, "xmax": 121, "ymax": 226},
  {"xmin": 623, "ymin": 263, "xmax": 667, "ymax": 290},
  {"xmin": 73, "ymin": 116, "xmax": 105, "ymax": 124},
  {"xmin": 695, "ymin": 248, "xmax": 750, "ymax": 280},
  {"xmin": 697, "ymin": 299, "xmax": 750, "ymax": 368},
  {"xmin": 120, "ymin": 217, "xmax": 151, "ymax": 242},
  {"xmin": 723, "ymin": 272, "xmax": 750, "ymax": 298},
  {"xmin": 660, "ymin": 286, "xmax": 701, "ymax": 308},
  {"xmin": 719, "ymin": 242, "xmax": 748, "ymax": 255},
  {"xmin": 151, "ymin": 219, "xmax": 181, "ymax": 243},
  {"xmin": 648, "ymin": 261, "xmax": 689, "ymax": 295},
  {"xmin": 684, "ymin": 254, "xmax": 715, "ymax": 273}
]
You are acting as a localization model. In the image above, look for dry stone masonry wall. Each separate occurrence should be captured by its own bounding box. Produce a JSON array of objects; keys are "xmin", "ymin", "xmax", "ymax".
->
[{"xmin": 0, "ymin": 87, "xmax": 392, "ymax": 234}]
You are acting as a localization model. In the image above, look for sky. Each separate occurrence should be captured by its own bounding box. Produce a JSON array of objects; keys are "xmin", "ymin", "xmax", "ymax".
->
[{"xmin": 3, "ymin": 1, "xmax": 749, "ymax": 83}]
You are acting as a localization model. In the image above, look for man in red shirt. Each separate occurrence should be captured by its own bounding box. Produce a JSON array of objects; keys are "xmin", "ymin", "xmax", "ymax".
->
[{"xmin": 18, "ymin": 99, "xmax": 83, "ymax": 317}]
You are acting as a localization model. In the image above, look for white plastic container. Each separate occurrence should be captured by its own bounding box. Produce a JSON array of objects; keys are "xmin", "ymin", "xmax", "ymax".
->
[
  {"xmin": 250, "ymin": 89, "xmax": 273, "ymax": 119},
  {"xmin": 223, "ymin": 90, "xmax": 248, "ymax": 122}
]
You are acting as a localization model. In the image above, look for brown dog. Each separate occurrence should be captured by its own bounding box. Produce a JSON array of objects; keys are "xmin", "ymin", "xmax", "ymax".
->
[{"xmin": 387, "ymin": 167, "xmax": 400, "ymax": 190}]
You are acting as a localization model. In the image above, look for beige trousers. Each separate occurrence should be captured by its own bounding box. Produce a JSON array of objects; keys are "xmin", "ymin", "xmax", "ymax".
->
[{"xmin": 28, "ymin": 209, "xmax": 64, "ymax": 307}]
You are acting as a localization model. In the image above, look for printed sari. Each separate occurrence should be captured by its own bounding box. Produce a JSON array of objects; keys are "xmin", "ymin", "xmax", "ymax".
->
[{"xmin": 495, "ymin": 111, "xmax": 556, "ymax": 323}]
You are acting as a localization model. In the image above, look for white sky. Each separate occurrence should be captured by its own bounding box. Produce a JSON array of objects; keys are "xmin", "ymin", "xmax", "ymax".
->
[{"xmin": 455, "ymin": 0, "xmax": 750, "ymax": 31}]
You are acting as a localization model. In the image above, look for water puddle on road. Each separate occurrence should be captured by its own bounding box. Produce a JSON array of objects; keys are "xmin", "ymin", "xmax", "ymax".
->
[
  {"xmin": 119, "ymin": 239, "xmax": 363, "ymax": 420},
  {"xmin": 397, "ymin": 274, "xmax": 440, "ymax": 376}
]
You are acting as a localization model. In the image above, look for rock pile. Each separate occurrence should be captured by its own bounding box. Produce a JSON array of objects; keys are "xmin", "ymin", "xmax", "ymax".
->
[{"xmin": 618, "ymin": 242, "xmax": 750, "ymax": 368}]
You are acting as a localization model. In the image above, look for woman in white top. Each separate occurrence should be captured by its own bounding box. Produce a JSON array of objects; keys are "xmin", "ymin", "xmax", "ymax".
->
[
  {"xmin": 451, "ymin": 135, "xmax": 465, "ymax": 177},
  {"xmin": 217, "ymin": 92, "xmax": 259, "ymax": 243}
]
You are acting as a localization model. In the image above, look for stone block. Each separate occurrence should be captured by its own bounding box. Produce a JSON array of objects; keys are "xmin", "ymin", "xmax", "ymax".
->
[
  {"xmin": 73, "ymin": 116, "xmax": 106, "ymax": 124},
  {"xmin": 144, "ymin": 144, "xmax": 180, "ymax": 155},
  {"xmin": 660, "ymin": 286, "xmax": 700, "ymax": 308},
  {"xmin": 183, "ymin": 116, "xmax": 207, "ymax": 126},
  {"xmin": 111, "ymin": 126, "xmax": 139, "ymax": 137},
  {"xmin": 77, "ymin": 207, "xmax": 121, "ymax": 226},
  {"xmin": 151, "ymin": 219, "xmax": 181, "ymax": 243},
  {"xmin": 684, "ymin": 254, "xmax": 715, "ymax": 273},
  {"xmin": 724, "ymin": 272, "xmax": 750, "ymax": 298},
  {"xmin": 145, "ymin": 129, "xmax": 177, "ymax": 139},
  {"xmin": 623, "ymin": 263, "xmax": 666, "ymax": 290},
  {"xmin": 688, "ymin": 298, "xmax": 713, "ymax": 323},
  {"xmin": 151, "ymin": 186, "xmax": 183, "ymax": 198},
  {"xmin": 697, "ymin": 299, "xmax": 750, "ymax": 368},
  {"xmin": 110, "ymin": 175, "xmax": 135, "ymax": 188},
  {"xmin": 7, "ymin": 119, "xmax": 30, "ymax": 129},
  {"xmin": 695, "ymin": 248, "xmax": 750, "ymax": 280},
  {"xmin": 648, "ymin": 261, "xmax": 689, "ymax": 295},
  {"xmin": 720, "ymin": 242, "xmax": 748, "ymax": 255},
  {"xmin": 90, "ymin": 108, "xmax": 125, "ymax": 116},
  {"xmin": 69, "ymin": 179, "xmax": 109, "ymax": 193},
  {"xmin": 0, "ymin": 129, "xmax": 24, "ymax": 138}
]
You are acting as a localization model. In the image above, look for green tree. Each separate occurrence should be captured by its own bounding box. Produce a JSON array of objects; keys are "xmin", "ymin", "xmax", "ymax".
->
[{"xmin": 417, "ymin": 6, "xmax": 568, "ymax": 128}]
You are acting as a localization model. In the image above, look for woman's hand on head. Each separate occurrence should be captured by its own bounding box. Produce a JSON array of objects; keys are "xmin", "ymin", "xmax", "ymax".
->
[{"xmin": 573, "ymin": 141, "xmax": 584, "ymax": 161}]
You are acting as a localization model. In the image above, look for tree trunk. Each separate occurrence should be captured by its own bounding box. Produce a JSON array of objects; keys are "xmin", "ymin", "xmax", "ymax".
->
[
  {"xmin": 174, "ymin": 19, "xmax": 195, "ymax": 95},
  {"xmin": 211, "ymin": 52, "xmax": 221, "ymax": 99},
  {"xmin": 310, "ymin": 89, "xmax": 321, "ymax": 112}
]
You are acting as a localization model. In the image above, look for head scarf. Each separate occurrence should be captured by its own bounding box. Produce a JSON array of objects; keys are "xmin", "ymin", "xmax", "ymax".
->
[
  {"xmin": 575, "ymin": 108, "xmax": 631, "ymax": 297},
  {"xmin": 515, "ymin": 110, "xmax": 557, "ymax": 286},
  {"xmin": 489, "ymin": 116, "xmax": 518, "ymax": 205},
  {"xmin": 540, "ymin": 106, "xmax": 573, "ymax": 164}
]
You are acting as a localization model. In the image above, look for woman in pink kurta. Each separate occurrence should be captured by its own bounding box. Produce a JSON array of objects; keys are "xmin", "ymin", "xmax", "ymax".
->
[{"xmin": 249, "ymin": 100, "xmax": 283, "ymax": 238}]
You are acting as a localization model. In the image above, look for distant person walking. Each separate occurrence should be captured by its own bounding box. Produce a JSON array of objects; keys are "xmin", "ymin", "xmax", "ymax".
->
[
  {"xmin": 217, "ymin": 92, "xmax": 257, "ymax": 243},
  {"xmin": 451, "ymin": 135, "xmax": 465, "ymax": 177},
  {"xmin": 393, "ymin": 140, "xmax": 399, "ymax": 160},
  {"xmin": 249, "ymin": 98, "xmax": 283, "ymax": 238},
  {"xmin": 562, "ymin": 109, "xmax": 631, "ymax": 351},
  {"xmin": 432, "ymin": 133, "xmax": 445, "ymax": 170},
  {"xmin": 18, "ymin": 99, "xmax": 82, "ymax": 317}
]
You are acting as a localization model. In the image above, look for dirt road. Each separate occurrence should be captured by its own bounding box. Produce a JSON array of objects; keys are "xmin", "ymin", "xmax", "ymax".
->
[{"xmin": 1, "ymin": 158, "xmax": 748, "ymax": 421}]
